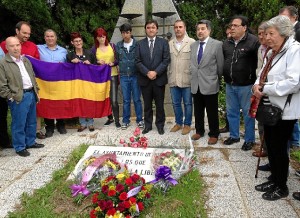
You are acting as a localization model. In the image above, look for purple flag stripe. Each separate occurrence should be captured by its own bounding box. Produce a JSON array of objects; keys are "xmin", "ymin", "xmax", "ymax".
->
[{"xmin": 27, "ymin": 56, "xmax": 111, "ymax": 83}]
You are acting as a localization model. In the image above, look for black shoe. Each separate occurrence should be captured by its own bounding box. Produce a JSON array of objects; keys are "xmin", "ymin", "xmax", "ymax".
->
[
  {"xmin": 158, "ymin": 128, "xmax": 164, "ymax": 135},
  {"xmin": 267, "ymin": 174, "xmax": 273, "ymax": 181},
  {"xmin": 293, "ymin": 192, "xmax": 300, "ymax": 201},
  {"xmin": 142, "ymin": 127, "xmax": 152, "ymax": 134},
  {"xmin": 45, "ymin": 130, "xmax": 54, "ymax": 138},
  {"xmin": 36, "ymin": 131, "xmax": 46, "ymax": 139},
  {"xmin": 258, "ymin": 163, "xmax": 271, "ymax": 171},
  {"xmin": 241, "ymin": 141, "xmax": 255, "ymax": 151},
  {"xmin": 0, "ymin": 143, "xmax": 13, "ymax": 148},
  {"xmin": 57, "ymin": 127, "xmax": 67, "ymax": 134},
  {"xmin": 255, "ymin": 181, "xmax": 275, "ymax": 192},
  {"xmin": 224, "ymin": 137, "xmax": 240, "ymax": 145},
  {"xmin": 104, "ymin": 119, "xmax": 114, "ymax": 126},
  {"xmin": 115, "ymin": 122, "xmax": 121, "ymax": 129},
  {"xmin": 16, "ymin": 149, "xmax": 30, "ymax": 157},
  {"xmin": 219, "ymin": 126, "xmax": 229, "ymax": 133},
  {"xmin": 295, "ymin": 170, "xmax": 300, "ymax": 177},
  {"xmin": 27, "ymin": 143, "xmax": 45, "ymax": 149},
  {"xmin": 262, "ymin": 186, "xmax": 289, "ymax": 201}
]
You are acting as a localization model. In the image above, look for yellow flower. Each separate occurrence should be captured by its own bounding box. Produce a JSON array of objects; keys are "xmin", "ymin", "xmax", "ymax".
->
[
  {"xmin": 109, "ymin": 185, "xmax": 116, "ymax": 190},
  {"xmin": 106, "ymin": 160, "xmax": 117, "ymax": 170},
  {"xmin": 95, "ymin": 206, "xmax": 101, "ymax": 212},
  {"xmin": 116, "ymin": 173, "xmax": 125, "ymax": 180}
]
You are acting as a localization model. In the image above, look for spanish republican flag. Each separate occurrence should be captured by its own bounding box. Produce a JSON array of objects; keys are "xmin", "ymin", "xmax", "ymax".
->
[{"xmin": 27, "ymin": 56, "xmax": 111, "ymax": 119}]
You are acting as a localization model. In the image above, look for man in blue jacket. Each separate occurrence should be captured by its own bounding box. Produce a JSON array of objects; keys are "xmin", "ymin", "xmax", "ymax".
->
[{"xmin": 116, "ymin": 23, "xmax": 144, "ymax": 130}]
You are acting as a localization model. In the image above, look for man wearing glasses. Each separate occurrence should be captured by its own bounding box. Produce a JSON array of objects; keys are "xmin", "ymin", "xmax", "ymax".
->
[{"xmin": 222, "ymin": 15, "xmax": 260, "ymax": 151}]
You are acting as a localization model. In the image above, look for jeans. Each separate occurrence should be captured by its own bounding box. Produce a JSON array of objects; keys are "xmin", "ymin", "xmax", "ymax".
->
[
  {"xmin": 79, "ymin": 118, "xmax": 94, "ymax": 127},
  {"xmin": 170, "ymin": 86, "xmax": 192, "ymax": 126},
  {"xmin": 8, "ymin": 91, "xmax": 36, "ymax": 152},
  {"xmin": 120, "ymin": 75, "xmax": 143, "ymax": 124},
  {"xmin": 288, "ymin": 120, "xmax": 300, "ymax": 147},
  {"xmin": 226, "ymin": 84, "xmax": 255, "ymax": 143}
]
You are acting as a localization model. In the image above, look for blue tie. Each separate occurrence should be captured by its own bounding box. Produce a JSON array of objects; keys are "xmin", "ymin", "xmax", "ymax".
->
[{"xmin": 197, "ymin": 42, "xmax": 205, "ymax": 64}]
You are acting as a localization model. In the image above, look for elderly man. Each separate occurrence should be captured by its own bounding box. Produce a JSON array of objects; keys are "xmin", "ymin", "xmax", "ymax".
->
[
  {"xmin": 0, "ymin": 37, "xmax": 44, "ymax": 157},
  {"xmin": 168, "ymin": 20, "xmax": 195, "ymax": 135},
  {"xmin": 190, "ymin": 20, "xmax": 224, "ymax": 144},
  {"xmin": 0, "ymin": 21, "xmax": 41, "ymax": 149},
  {"xmin": 37, "ymin": 29, "xmax": 68, "ymax": 137},
  {"xmin": 222, "ymin": 15, "xmax": 260, "ymax": 150}
]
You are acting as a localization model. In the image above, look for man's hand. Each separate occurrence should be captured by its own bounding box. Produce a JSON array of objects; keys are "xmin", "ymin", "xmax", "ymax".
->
[{"xmin": 147, "ymin": 71, "xmax": 157, "ymax": 80}]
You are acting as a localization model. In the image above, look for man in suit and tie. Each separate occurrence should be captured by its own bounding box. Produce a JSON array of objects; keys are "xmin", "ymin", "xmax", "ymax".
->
[
  {"xmin": 190, "ymin": 20, "xmax": 224, "ymax": 144},
  {"xmin": 136, "ymin": 20, "xmax": 170, "ymax": 135}
]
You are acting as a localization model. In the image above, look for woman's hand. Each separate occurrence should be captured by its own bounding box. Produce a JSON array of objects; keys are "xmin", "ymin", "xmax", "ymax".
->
[
  {"xmin": 253, "ymin": 84, "xmax": 264, "ymax": 99},
  {"xmin": 71, "ymin": 58, "xmax": 80, "ymax": 63},
  {"xmin": 83, "ymin": 60, "xmax": 91, "ymax": 64},
  {"xmin": 108, "ymin": 62, "xmax": 114, "ymax": 66},
  {"xmin": 97, "ymin": 59, "xmax": 106, "ymax": 65}
]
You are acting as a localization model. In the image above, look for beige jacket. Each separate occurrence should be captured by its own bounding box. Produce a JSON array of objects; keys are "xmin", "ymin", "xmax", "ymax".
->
[{"xmin": 168, "ymin": 35, "xmax": 195, "ymax": 87}]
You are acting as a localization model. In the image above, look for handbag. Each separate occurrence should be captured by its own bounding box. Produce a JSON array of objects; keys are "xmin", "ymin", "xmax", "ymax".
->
[{"xmin": 255, "ymin": 94, "xmax": 292, "ymax": 126}]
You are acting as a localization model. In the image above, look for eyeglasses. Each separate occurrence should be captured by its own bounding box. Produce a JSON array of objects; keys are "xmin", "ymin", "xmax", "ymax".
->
[{"xmin": 229, "ymin": 24, "xmax": 243, "ymax": 28}]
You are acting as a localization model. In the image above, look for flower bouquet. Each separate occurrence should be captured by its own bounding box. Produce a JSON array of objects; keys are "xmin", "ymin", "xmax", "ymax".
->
[
  {"xmin": 70, "ymin": 153, "xmax": 125, "ymax": 199},
  {"xmin": 119, "ymin": 127, "xmax": 148, "ymax": 148},
  {"xmin": 150, "ymin": 136, "xmax": 196, "ymax": 192},
  {"xmin": 90, "ymin": 170, "xmax": 153, "ymax": 218}
]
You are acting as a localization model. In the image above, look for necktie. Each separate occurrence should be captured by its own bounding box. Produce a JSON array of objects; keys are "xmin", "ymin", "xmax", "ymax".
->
[
  {"xmin": 197, "ymin": 42, "xmax": 205, "ymax": 64},
  {"xmin": 149, "ymin": 39, "xmax": 154, "ymax": 59}
]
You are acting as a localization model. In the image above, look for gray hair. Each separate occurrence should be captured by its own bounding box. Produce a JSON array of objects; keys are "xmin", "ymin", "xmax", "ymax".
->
[{"xmin": 265, "ymin": 15, "xmax": 294, "ymax": 37}]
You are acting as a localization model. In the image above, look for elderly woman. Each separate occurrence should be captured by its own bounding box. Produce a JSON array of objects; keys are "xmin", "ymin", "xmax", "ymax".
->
[
  {"xmin": 253, "ymin": 15, "xmax": 300, "ymax": 201},
  {"xmin": 67, "ymin": 32, "xmax": 97, "ymax": 132}
]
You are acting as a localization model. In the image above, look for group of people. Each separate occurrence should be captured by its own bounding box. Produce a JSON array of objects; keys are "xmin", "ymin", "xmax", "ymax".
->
[{"xmin": 0, "ymin": 5, "xmax": 300, "ymax": 202}]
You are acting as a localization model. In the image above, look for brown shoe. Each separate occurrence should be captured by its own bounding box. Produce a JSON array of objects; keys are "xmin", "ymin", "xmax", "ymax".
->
[
  {"xmin": 219, "ymin": 126, "xmax": 229, "ymax": 133},
  {"xmin": 170, "ymin": 124, "xmax": 182, "ymax": 132},
  {"xmin": 208, "ymin": 137, "xmax": 218, "ymax": 145},
  {"xmin": 182, "ymin": 125, "xmax": 191, "ymax": 135},
  {"xmin": 36, "ymin": 131, "xmax": 46, "ymax": 139},
  {"xmin": 252, "ymin": 150, "xmax": 268, "ymax": 157},
  {"xmin": 191, "ymin": 133, "xmax": 203, "ymax": 140}
]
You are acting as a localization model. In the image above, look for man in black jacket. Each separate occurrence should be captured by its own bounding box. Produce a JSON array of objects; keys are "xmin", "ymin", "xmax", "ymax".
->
[
  {"xmin": 136, "ymin": 20, "xmax": 170, "ymax": 135},
  {"xmin": 222, "ymin": 15, "xmax": 260, "ymax": 151}
]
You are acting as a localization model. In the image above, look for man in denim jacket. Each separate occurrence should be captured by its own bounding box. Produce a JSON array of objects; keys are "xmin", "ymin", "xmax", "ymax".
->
[{"xmin": 116, "ymin": 23, "xmax": 144, "ymax": 130}]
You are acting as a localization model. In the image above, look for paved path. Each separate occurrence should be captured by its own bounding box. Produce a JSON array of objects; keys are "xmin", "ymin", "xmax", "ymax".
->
[{"xmin": 0, "ymin": 118, "xmax": 300, "ymax": 217}]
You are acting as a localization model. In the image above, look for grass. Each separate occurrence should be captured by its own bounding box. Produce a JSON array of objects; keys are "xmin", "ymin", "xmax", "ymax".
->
[{"xmin": 8, "ymin": 144, "xmax": 207, "ymax": 218}]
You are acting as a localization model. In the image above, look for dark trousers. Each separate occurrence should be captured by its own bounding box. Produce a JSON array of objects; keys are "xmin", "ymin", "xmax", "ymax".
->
[
  {"xmin": 193, "ymin": 89, "xmax": 219, "ymax": 137},
  {"xmin": 108, "ymin": 75, "xmax": 119, "ymax": 123},
  {"xmin": 0, "ymin": 97, "xmax": 10, "ymax": 146},
  {"xmin": 141, "ymin": 81, "xmax": 165, "ymax": 129},
  {"xmin": 265, "ymin": 119, "xmax": 296, "ymax": 189},
  {"xmin": 44, "ymin": 118, "xmax": 65, "ymax": 132}
]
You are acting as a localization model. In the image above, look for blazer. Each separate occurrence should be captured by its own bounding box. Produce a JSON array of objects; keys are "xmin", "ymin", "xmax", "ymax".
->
[
  {"xmin": 66, "ymin": 49, "xmax": 96, "ymax": 64},
  {"xmin": 135, "ymin": 37, "xmax": 170, "ymax": 87},
  {"xmin": 190, "ymin": 37, "xmax": 224, "ymax": 95},
  {"xmin": 0, "ymin": 54, "xmax": 39, "ymax": 102}
]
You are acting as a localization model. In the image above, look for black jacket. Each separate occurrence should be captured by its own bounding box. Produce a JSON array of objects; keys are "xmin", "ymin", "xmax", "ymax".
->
[
  {"xmin": 223, "ymin": 32, "xmax": 260, "ymax": 86},
  {"xmin": 66, "ymin": 49, "xmax": 96, "ymax": 64}
]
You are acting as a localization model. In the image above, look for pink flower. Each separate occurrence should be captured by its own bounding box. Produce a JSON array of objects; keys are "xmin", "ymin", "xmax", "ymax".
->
[
  {"xmin": 129, "ymin": 137, "xmax": 135, "ymax": 142},
  {"xmin": 135, "ymin": 127, "xmax": 140, "ymax": 134},
  {"xmin": 120, "ymin": 139, "xmax": 125, "ymax": 144},
  {"xmin": 123, "ymin": 143, "xmax": 128, "ymax": 147},
  {"xmin": 131, "ymin": 142, "xmax": 138, "ymax": 148}
]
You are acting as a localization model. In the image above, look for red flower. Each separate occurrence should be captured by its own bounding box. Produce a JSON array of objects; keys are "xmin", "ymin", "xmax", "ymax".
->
[
  {"xmin": 129, "ymin": 197, "xmax": 136, "ymax": 204},
  {"xmin": 98, "ymin": 200, "xmax": 107, "ymax": 210},
  {"xmin": 131, "ymin": 174, "xmax": 140, "ymax": 183},
  {"xmin": 106, "ymin": 200, "xmax": 113, "ymax": 209},
  {"xmin": 106, "ymin": 176, "xmax": 115, "ymax": 183},
  {"xmin": 141, "ymin": 186, "xmax": 146, "ymax": 191},
  {"xmin": 119, "ymin": 192, "xmax": 128, "ymax": 201},
  {"xmin": 116, "ymin": 202, "xmax": 125, "ymax": 212},
  {"xmin": 102, "ymin": 185, "xmax": 109, "ymax": 194},
  {"xmin": 145, "ymin": 193, "xmax": 151, "ymax": 198},
  {"xmin": 130, "ymin": 136, "xmax": 135, "ymax": 142},
  {"xmin": 125, "ymin": 178, "xmax": 133, "ymax": 185},
  {"xmin": 107, "ymin": 208, "xmax": 116, "ymax": 216},
  {"xmin": 92, "ymin": 193, "xmax": 98, "ymax": 203},
  {"xmin": 126, "ymin": 215, "xmax": 131, "ymax": 218},
  {"xmin": 108, "ymin": 189, "xmax": 116, "ymax": 196},
  {"xmin": 90, "ymin": 209, "xmax": 97, "ymax": 218},
  {"xmin": 137, "ymin": 202, "xmax": 144, "ymax": 211},
  {"xmin": 116, "ymin": 184, "xmax": 124, "ymax": 192},
  {"xmin": 124, "ymin": 200, "xmax": 131, "ymax": 208}
]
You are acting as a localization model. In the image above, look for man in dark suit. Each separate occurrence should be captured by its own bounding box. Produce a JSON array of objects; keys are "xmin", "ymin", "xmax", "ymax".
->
[
  {"xmin": 190, "ymin": 20, "xmax": 224, "ymax": 144},
  {"xmin": 136, "ymin": 20, "xmax": 170, "ymax": 135}
]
